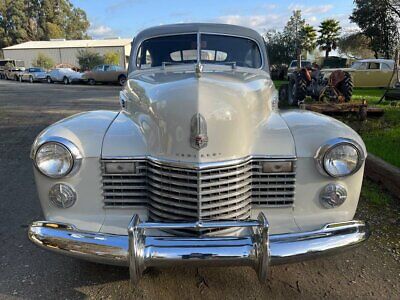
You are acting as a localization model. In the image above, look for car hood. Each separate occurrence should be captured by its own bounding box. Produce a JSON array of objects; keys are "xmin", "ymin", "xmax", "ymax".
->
[{"xmin": 103, "ymin": 65, "xmax": 296, "ymax": 162}]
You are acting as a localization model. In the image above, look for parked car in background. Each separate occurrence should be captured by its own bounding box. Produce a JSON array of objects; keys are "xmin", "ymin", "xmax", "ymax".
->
[
  {"xmin": 28, "ymin": 23, "xmax": 369, "ymax": 286},
  {"xmin": 47, "ymin": 68, "xmax": 83, "ymax": 84},
  {"xmin": 0, "ymin": 59, "xmax": 24, "ymax": 79},
  {"xmin": 20, "ymin": 67, "xmax": 47, "ymax": 83},
  {"xmin": 5, "ymin": 67, "xmax": 25, "ymax": 81},
  {"xmin": 287, "ymin": 60, "xmax": 312, "ymax": 79},
  {"xmin": 321, "ymin": 59, "xmax": 397, "ymax": 88},
  {"xmin": 82, "ymin": 64, "xmax": 127, "ymax": 86}
]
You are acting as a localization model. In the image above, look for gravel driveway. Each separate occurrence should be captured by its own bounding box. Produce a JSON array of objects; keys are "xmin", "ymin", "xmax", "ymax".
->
[{"xmin": 0, "ymin": 80, "xmax": 399, "ymax": 299}]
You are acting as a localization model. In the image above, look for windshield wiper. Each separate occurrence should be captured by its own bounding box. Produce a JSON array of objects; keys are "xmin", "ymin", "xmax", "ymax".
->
[
  {"xmin": 213, "ymin": 61, "xmax": 237, "ymax": 69},
  {"xmin": 161, "ymin": 62, "xmax": 189, "ymax": 69}
]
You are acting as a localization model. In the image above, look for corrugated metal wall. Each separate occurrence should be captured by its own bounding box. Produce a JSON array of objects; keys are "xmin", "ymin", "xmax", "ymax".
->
[{"xmin": 3, "ymin": 46, "xmax": 130, "ymax": 69}]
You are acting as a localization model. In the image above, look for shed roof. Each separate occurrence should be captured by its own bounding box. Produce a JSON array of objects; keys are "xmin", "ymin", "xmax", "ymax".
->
[{"xmin": 3, "ymin": 39, "xmax": 132, "ymax": 50}]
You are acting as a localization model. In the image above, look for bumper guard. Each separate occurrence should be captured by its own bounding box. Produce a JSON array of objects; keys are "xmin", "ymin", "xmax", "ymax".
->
[{"xmin": 28, "ymin": 213, "xmax": 369, "ymax": 285}]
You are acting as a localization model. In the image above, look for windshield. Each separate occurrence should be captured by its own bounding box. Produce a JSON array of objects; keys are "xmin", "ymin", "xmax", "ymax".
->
[
  {"xmin": 290, "ymin": 61, "xmax": 311, "ymax": 68},
  {"xmin": 136, "ymin": 33, "xmax": 262, "ymax": 69}
]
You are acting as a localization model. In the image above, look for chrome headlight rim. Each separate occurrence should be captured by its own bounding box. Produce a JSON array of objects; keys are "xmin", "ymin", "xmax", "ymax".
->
[
  {"xmin": 32, "ymin": 137, "xmax": 82, "ymax": 178},
  {"xmin": 315, "ymin": 137, "xmax": 365, "ymax": 178}
]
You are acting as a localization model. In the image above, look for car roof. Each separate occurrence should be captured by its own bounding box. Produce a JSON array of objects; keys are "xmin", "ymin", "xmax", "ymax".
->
[
  {"xmin": 135, "ymin": 23, "xmax": 262, "ymax": 43},
  {"xmin": 357, "ymin": 59, "xmax": 395, "ymax": 65}
]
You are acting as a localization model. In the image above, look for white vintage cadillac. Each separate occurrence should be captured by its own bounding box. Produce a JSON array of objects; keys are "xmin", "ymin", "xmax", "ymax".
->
[{"xmin": 28, "ymin": 23, "xmax": 369, "ymax": 285}]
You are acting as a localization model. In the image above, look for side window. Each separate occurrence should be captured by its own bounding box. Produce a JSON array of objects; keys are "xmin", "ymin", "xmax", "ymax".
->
[
  {"xmin": 356, "ymin": 62, "xmax": 368, "ymax": 70},
  {"xmin": 381, "ymin": 63, "xmax": 392, "ymax": 70},
  {"xmin": 136, "ymin": 46, "xmax": 152, "ymax": 69},
  {"xmin": 368, "ymin": 62, "xmax": 380, "ymax": 70},
  {"xmin": 104, "ymin": 65, "xmax": 110, "ymax": 71}
]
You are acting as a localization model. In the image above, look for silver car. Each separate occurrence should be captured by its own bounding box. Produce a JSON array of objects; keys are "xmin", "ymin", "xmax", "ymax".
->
[
  {"xmin": 28, "ymin": 23, "xmax": 369, "ymax": 286},
  {"xmin": 47, "ymin": 68, "xmax": 83, "ymax": 84},
  {"xmin": 20, "ymin": 67, "xmax": 47, "ymax": 83}
]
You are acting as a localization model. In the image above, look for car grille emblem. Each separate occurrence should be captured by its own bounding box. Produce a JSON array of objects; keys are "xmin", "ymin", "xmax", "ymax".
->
[{"xmin": 190, "ymin": 113, "xmax": 208, "ymax": 149}]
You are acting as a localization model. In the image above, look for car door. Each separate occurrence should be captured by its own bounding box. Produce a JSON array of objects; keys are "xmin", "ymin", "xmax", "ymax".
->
[
  {"xmin": 365, "ymin": 62, "xmax": 384, "ymax": 87},
  {"xmin": 351, "ymin": 62, "xmax": 369, "ymax": 87},
  {"xmin": 101, "ymin": 65, "xmax": 114, "ymax": 82},
  {"xmin": 93, "ymin": 65, "xmax": 105, "ymax": 81},
  {"xmin": 379, "ymin": 63, "xmax": 394, "ymax": 87}
]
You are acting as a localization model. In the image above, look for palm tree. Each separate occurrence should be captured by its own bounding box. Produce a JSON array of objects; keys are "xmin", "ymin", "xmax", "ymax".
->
[
  {"xmin": 317, "ymin": 19, "xmax": 341, "ymax": 58},
  {"xmin": 301, "ymin": 24, "xmax": 317, "ymax": 54}
]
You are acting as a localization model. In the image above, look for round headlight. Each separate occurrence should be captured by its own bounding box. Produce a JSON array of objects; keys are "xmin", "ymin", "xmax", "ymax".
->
[
  {"xmin": 316, "ymin": 138, "xmax": 364, "ymax": 178},
  {"xmin": 35, "ymin": 142, "xmax": 73, "ymax": 178}
]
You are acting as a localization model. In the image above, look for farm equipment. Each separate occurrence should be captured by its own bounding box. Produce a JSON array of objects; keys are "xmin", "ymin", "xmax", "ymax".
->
[{"xmin": 279, "ymin": 67, "xmax": 353, "ymax": 106}]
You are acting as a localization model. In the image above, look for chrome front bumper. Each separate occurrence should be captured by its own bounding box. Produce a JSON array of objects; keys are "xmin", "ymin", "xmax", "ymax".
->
[{"xmin": 28, "ymin": 213, "xmax": 369, "ymax": 284}]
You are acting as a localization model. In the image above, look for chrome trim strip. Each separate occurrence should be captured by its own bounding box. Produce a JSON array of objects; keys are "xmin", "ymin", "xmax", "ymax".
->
[
  {"xmin": 101, "ymin": 155, "xmax": 297, "ymax": 170},
  {"xmin": 28, "ymin": 218, "xmax": 369, "ymax": 284},
  {"xmin": 314, "ymin": 137, "xmax": 365, "ymax": 178}
]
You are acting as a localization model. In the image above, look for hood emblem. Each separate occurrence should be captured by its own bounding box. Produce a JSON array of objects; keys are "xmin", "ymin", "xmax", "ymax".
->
[{"xmin": 190, "ymin": 113, "xmax": 208, "ymax": 149}]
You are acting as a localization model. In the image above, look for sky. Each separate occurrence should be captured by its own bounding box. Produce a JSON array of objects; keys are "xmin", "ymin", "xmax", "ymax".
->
[{"xmin": 70, "ymin": 0, "xmax": 358, "ymax": 39}]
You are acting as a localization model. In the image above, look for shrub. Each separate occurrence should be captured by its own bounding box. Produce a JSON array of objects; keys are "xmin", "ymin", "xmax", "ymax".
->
[
  {"xmin": 32, "ymin": 53, "xmax": 54, "ymax": 70},
  {"xmin": 77, "ymin": 49, "xmax": 104, "ymax": 70},
  {"xmin": 103, "ymin": 51, "xmax": 120, "ymax": 65}
]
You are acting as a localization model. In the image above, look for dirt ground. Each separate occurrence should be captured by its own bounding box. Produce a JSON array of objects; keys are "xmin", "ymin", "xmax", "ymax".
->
[{"xmin": 0, "ymin": 80, "xmax": 399, "ymax": 299}]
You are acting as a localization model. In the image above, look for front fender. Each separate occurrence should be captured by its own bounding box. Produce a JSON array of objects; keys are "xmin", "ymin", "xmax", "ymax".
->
[
  {"xmin": 32, "ymin": 110, "xmax": 119, "ymax": 158},
  {"xmin": 280, "ymin": 110, "xmax": 366, "ymax": 158},
  {"xmin": 31, "ymin": 110, "xmax": 119, "ymax": 232}
]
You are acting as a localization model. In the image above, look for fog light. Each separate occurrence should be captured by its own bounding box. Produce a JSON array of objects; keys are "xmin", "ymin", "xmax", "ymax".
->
[
  {"xmin": 49, "ymin": 184, "xmax": 77, "ymax": 208},
  {"xmin": 320, "ymin": 183, "xmax": 347, "ymax": 208}
]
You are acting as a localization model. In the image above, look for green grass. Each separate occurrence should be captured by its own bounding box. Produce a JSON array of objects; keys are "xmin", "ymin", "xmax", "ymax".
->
[
  {"xmin": 351, "ymin": 88, "xmax": 386, "ymax": 104},
  {"xmin": 361, "ymin": 179, "xmax": 393, "ymax": 206}
]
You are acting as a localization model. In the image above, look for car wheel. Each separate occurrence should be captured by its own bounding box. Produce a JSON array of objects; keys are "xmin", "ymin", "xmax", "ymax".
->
[
  {"xmin": 88, "ymin": 79, "xmax": 95, "ymax": 85},
  {"xmin": 47, "ymin": 76, "xmax": 52, "ymax": 84},
  {"xmin": 118, "ymin": 75, "xmax": 127, "ymax": 86},
  {"xmin": 63, "ymin": 76, "xmax": 69, "ymax": 85},
  {"xmin": 29, "ymin": 76, "xmax": 34, "ymax": 83},
  {"xmin": 278, "ymin": 84, "xmax": 289, "ymax": 107},
  {"xmin": 288, "ymin": 72, "xmax": 307, "ymax": 106}
]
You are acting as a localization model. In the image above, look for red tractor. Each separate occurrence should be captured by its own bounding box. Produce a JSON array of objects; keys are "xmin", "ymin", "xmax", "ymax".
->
[{"xmin": 280, "ymin": 66, "xmax": 354, "ymax": 106}]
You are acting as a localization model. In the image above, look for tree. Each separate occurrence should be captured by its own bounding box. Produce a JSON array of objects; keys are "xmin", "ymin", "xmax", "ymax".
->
[
  {"xmin": 300, "ymin": 24, "xmax": 317, "ymax": 54},
  {"xmin": 0, "ymin": 0, "xmax": 91, "ymax": 48},
  {"xmin": 317, "ymin": 19, "xmax": 341, "ymax": 58},
  {"xmin": 338, "ymin": 33, "xmax": 375, "ymax": 59},
  {"xmin": 283, "ymin": 10, "xmax": 306, "ymax": 62},
  {"xmin": 0, "ymin": 0, "xmax": 28, "ymax": 48},
  {"xmin": 32, "ymin": 52, "xmax": 54, "ymax": 69},
  {"xmin": 77, "ymin": 49, "xmax": 104, "ymax": 70},
  {"xmin": 103, "ymin": 51, "xmax": 120, "ymax": 65},
  {"xmin": 264, "ymin": 12, "xmax": 317, "ymax": 65},
  {"xmin": 264, "ymin": 30, "xmax": 291, "ymax": 65},
  {"xmin": 351, "ymin": 0, "xmax": 399, "ymax": 59}
]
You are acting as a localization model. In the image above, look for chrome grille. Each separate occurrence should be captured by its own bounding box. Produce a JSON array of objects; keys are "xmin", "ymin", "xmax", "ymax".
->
[
  {"xmin": 101, "ymin": 161, "xmax": 147, "ymax": 208},
  {"xmin": 148, "ymin": 160, "xmax": 252, "ymax": 223},
  {"xmin": 101, "ymin": 158, "xmax": 296, "ymax": 221},
  {"xmin": 251, "ymin": 160, "xmax": 296, "ymax": 206}
]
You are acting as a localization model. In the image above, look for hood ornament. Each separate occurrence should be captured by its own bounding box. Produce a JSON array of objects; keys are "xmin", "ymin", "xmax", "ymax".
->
[
  {"xmin": 190, "ymin": 113, "xmax": 208, "ymax": 149},
  {"xmin": 195, "ymin": 62, "xmax": 203, "ymax": 78}
]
